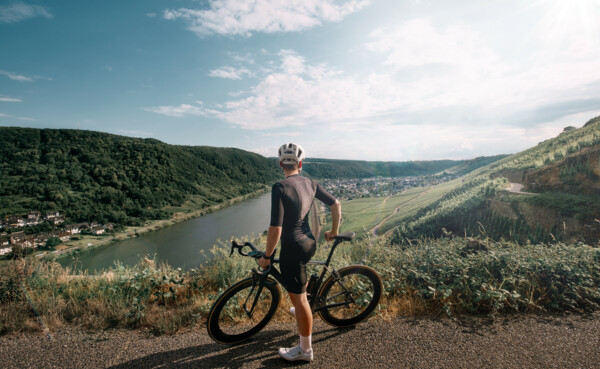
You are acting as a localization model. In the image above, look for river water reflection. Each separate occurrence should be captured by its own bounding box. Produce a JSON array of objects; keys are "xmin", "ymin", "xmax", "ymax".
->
[{"xmin": 60, "ymin": 193, "xmax": 271, "ymax": 273}]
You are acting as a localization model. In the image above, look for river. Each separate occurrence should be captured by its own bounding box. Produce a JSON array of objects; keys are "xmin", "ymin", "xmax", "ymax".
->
[{"xmin": 59, "ymin": 193, "xmax": 271, "ymax": 273}]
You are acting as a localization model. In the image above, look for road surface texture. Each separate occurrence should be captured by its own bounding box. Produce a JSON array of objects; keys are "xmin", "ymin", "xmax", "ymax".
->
[{"xmin": 1, "ymin": 313, "xmax": 599, "ymax": 368}]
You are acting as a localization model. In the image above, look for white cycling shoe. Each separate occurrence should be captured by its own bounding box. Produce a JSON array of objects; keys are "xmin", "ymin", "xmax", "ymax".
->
[{"xmin": 278, "ymin": 345, "xmax": 313, "ymax": 362}]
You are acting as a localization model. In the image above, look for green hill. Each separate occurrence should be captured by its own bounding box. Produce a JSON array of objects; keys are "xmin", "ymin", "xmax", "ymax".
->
[
  {"xmin": 384, "ymin": 116, "xmax": 600, "ymax": 245},
  {"xmin": 303, "ymin": 158, "xmax": 462, "ymax": 178},
  {"xmin": 302, "ymin": 155, "xmax": 509, "ymax": 179},
  {"xmin": 437, "ymin": 154, "xmax": 510, "ymax": 177},
  {"xmin": 0, "ymin": 128, "xmax": 280, "ymax": 226}
]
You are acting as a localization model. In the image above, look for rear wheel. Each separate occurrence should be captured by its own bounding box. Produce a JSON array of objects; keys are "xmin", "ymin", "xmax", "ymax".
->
[
  {"xmin": 317, "ymin": 265, "xmax": 382, "ymax": 327},
  {"xmin": 206, "ymin": 276, "xmax": 281, "ymax": 344}
]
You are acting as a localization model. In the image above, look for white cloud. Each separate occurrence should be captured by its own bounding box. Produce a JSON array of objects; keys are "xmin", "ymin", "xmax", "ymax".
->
[
  {"xmin": 0, "ymin": 112, "xmax": 35, "ymax": 121},
  {"xmin": 0, "ymin": 1, "xmax": 52, "ymax": 23},
  {"xmin": 209, "ymin": 66, "xmax": 253, "ymax": 79},
  {"xmin": 231, "ymin": 53, "xmax": 255, "ymax": 65},
  {"xmin": 143, "ymin": 103, "xmax": 212, "ymax": 117},
  {"xmin": 146, "ymin": 12, "xmax": 600, "ymax": 161},
  {"xmin": 0, "ymin": 96, "xmax": 22, "ymax": 102},
  {"xmin": 210, "ymin": 53, "xmax": 378, "ymax": 129},
  {"xmin": 117, "ymin": 129, "xmax": 153, "ymax": 136},
  {"xmin": 279, "ymin": 50, "xmax": 306, "ymax": 75},
  {"xmin": 365, "ymin": 18, "xmax": 498, "ymax": 70},
  {"xmin": 361, "ymin": 17, "xmax": 600, "ymax": 118},
  {"xmin": 163, "ymin": 0, "xmax": 372, "ymax": 36},
  {"xmin": 0, "ymin": 70, "xmax": 34, "ymax": 82}
]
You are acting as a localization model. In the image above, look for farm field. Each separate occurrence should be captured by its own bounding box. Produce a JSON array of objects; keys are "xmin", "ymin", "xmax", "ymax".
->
[
  {"xmin": 373, "ymin": 179, "xmax": 465, "ymax": 235},
  {"xmin": 335, "ymin": 186, "xmax": 429, "ymax": 236}
]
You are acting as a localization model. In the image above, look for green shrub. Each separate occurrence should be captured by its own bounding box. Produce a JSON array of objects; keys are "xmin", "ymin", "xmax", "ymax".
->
[{"xmin": 1, "ymin": 235, "xmax": 599, "ymax": 335}]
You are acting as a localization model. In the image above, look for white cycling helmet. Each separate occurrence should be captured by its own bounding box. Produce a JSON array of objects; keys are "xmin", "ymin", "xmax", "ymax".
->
[{"xmin": 278, "ymin": 143, "xmax": 305, "ymax": 164}]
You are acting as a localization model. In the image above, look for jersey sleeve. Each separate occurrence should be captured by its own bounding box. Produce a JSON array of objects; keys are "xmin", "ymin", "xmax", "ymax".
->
[
  {"xmin": 270, "ymin": 182, "xmax": 285, "ymax": 227},
  {"xmin": 315, "ymin": 182, "xmax": 336, "ymax": 206}
]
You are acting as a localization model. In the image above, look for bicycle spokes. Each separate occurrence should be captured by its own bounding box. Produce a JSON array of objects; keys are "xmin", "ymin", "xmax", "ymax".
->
[{"xmin": 323, "ymin": 272, "xmax": 375, "ymax": 317}]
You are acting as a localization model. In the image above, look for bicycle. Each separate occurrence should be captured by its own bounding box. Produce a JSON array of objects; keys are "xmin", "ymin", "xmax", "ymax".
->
[{"xmin": 206, "ymin": 231, "xmax": 382, "ymax": 344}]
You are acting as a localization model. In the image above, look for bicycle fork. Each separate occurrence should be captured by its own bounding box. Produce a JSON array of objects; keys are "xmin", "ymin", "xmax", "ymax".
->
[{"xmin": 243, "ymin": 270, "xmax": 274, "ymax": 318}]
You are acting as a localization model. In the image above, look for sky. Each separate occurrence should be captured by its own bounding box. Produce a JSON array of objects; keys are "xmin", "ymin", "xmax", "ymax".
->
[{"xmin": 1, "ymin": 0, "xmax": 600, "ymax": 161}]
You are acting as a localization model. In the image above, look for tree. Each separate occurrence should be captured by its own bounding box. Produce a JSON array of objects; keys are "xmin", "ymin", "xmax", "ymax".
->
[{"xmin": 43, "ymin": 237, "xmax": 61, "ymax": 250}]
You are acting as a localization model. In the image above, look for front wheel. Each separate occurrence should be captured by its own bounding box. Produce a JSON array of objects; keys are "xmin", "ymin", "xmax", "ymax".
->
[
  {"xmin": 317, "ymin": 265, "xmax": 382, "ymax": 327},
  {"xmin": 206, "ymin": 276, "xmax": 281, "ymax": 344}
]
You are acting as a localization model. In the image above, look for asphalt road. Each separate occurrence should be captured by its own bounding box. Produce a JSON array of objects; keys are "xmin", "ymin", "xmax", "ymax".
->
[{"xmin": 1, "ymin": 313, "xmax": 599, "ymax": 368}]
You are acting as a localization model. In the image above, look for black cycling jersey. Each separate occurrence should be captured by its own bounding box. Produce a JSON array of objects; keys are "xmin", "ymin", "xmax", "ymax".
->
[{"xmin": 270, "ymin": 174, "xmax": 337, "ymax": 294}]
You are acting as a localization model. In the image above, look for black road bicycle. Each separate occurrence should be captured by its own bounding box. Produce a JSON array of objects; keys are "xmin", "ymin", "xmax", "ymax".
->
[{"xmin": 206, "ymin": 231, "xmax": 383, "ymax": 344}]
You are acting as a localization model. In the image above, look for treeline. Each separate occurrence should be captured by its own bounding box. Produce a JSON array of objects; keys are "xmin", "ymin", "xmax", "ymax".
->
[
  {"xmin": 0, "ymin": 128, "xmax": 280, "ymax": 226},
  {"xmin": 440, "ymin": 154, "xmax": 509, "ymax": 177},
  {"xmin": 303, "ymin": 158, "xmax": 462, "ymax": 179}
]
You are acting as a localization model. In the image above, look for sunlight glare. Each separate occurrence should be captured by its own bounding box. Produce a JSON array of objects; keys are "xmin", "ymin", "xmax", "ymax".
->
[{"xmin": 532, "ymin": 0, "xmax": 600, "ymax": 58}]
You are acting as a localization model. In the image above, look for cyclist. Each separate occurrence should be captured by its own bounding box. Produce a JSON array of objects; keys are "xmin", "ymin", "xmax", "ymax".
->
[{"xmin": 258, "ymin": 143, "xmax": 341, "ymax": 362}]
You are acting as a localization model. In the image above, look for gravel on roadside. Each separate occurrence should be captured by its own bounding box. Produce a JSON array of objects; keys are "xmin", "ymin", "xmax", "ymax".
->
[{"xmin": 1, "ymin": 313, "xmax": 599, "ymax": 368}]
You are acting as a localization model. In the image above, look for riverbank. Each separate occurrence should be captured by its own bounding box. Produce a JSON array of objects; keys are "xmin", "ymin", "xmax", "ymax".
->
[{"xmin": 48, "ymin": 187, "xmax": 270, "ymax": 262}]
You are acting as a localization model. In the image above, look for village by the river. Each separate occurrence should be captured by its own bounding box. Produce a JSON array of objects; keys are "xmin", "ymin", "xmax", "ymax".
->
[{"xmin": 1, "ymin": 174, "xmax": 451, "ymax": 270}]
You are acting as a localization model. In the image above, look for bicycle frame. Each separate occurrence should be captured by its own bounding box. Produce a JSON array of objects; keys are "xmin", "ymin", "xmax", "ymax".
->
[{"xmin": 231, "ymin": 232, "xmax": 356, "ymax": 316}]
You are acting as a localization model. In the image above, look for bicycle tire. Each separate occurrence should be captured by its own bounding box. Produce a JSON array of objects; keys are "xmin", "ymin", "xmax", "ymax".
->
[
  {"xmin": 206, "ymin": 276, "xmax": 281, "ymax": 344},
  {"xmin": 317, "ymin": 265, "xmax": 382, "ymax": 327}
]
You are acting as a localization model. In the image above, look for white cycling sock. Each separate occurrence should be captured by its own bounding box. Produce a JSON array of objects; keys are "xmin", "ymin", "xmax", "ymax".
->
[{"xmin": 299, "ymin": 335, "xmax": 312, "ymax": 353}]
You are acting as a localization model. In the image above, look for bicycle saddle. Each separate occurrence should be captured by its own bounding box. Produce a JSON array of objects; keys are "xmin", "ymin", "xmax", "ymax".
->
[{"xmin": 334, "ymin": 231, "xmax": 355, "ymax": 241}]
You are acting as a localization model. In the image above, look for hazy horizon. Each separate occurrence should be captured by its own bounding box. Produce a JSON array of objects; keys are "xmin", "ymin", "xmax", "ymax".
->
[{"xmin": 2, "ymin": 0, "xmax": 600, "ymax": 161}]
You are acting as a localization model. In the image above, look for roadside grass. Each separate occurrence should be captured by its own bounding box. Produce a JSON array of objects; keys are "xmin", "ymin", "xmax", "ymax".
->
[{"xmin": 2, "ymin": 234, "xmax": 598, "ymax": 336}]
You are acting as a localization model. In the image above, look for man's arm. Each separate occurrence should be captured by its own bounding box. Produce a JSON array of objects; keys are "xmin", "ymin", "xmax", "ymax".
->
[
  {"xmin": 325, "ymin": 200, "xmax": 341, "ymax": 241},
  {"xmin": 258, "ymin": 225, "xmax": 282, "ymax": 268}
]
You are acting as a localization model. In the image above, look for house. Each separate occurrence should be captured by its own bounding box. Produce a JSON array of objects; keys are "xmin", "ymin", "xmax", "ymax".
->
[
  {"xmin": 45, "ymin": 211, "xmax": 60, "ymax": 220},
  {"xmin": 104, "ymin": 223, "xmax": 114, "ymax": 230},
  {"xmin": 27, "ymin": 211, "xmax": 41, "ymax": 225},
  {"xmin": 65, "ymin": 224, "xmax": 81, "ymax": 234},
  {"xmin": 22, "ymin": 236, "xmax": 36, "ymax": 248},
  {"xmin": 10, "ymin": 231, "xmax": 26, "ymax": 245},
  {"xmin": 58, "ymin": 231, "xmax": 70, "ymax": 242},
  {"xmin": 36, "ymin": 233, "xmax": 49, "ymax": 246},
  {"xmin": 0, "ymin": 236, "xmax": 9, "ymax": 246},
  {"xmin": 7, "ymin": 216, "xmax": 25, "ymax": 228},
  {"xmin": 52, "ymin": 216, "xmax": 65, "ymax": 225},
  {"xmin": 92, "ymin": 226, "xmax": 105, "ymax": 235},
  {"xmin": 0, "ymin": 247, "xmax": 12, "ymax": 256}
]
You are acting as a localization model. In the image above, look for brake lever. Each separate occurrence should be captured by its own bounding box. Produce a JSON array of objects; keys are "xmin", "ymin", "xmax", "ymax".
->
[{"xmin": 230, "ymin": 241, "xmax": 244, "ymax": 257}]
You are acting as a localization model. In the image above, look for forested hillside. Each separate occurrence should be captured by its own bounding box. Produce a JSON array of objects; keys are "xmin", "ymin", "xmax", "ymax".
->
[
  {"xmin": 386, "ymin": 116, "xmax": 600, "ymax": 245},
  {"xmin": 438, "ymin": 154, "xmax": 509, "ymax": 177},
  {"xmin": 303, "ymin": 158, "xmax": 462, "ymax": 178},
  {"xmin": 0, "ymin": 128, "xmax": 280, "ymax": 225}
]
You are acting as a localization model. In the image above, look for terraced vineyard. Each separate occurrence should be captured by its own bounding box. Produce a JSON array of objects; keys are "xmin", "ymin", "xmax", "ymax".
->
[{"xmin": 324, "ymin": 187, "xmax": 429, "ymax": 237}]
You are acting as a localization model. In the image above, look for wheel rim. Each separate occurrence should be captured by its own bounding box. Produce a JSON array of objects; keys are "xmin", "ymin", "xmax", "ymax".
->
[{"xmin": 216, "ymin": 282, "xmax": 275, "ymax": 338}]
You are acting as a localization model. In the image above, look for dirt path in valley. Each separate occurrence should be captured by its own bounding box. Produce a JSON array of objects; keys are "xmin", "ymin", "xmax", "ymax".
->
[{"xmin": 371, "ymin": 188, "xmax": 431, "ymax": 237}]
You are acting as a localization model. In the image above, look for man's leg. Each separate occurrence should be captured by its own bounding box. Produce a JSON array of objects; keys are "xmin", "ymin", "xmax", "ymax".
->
[
  {"xmin": 289, "ymin": 291, "xmax": 312, "ymax": 337},
  {"xmin": 278, "ymin": 290, "xmax": 313, "ymax": 361}
]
